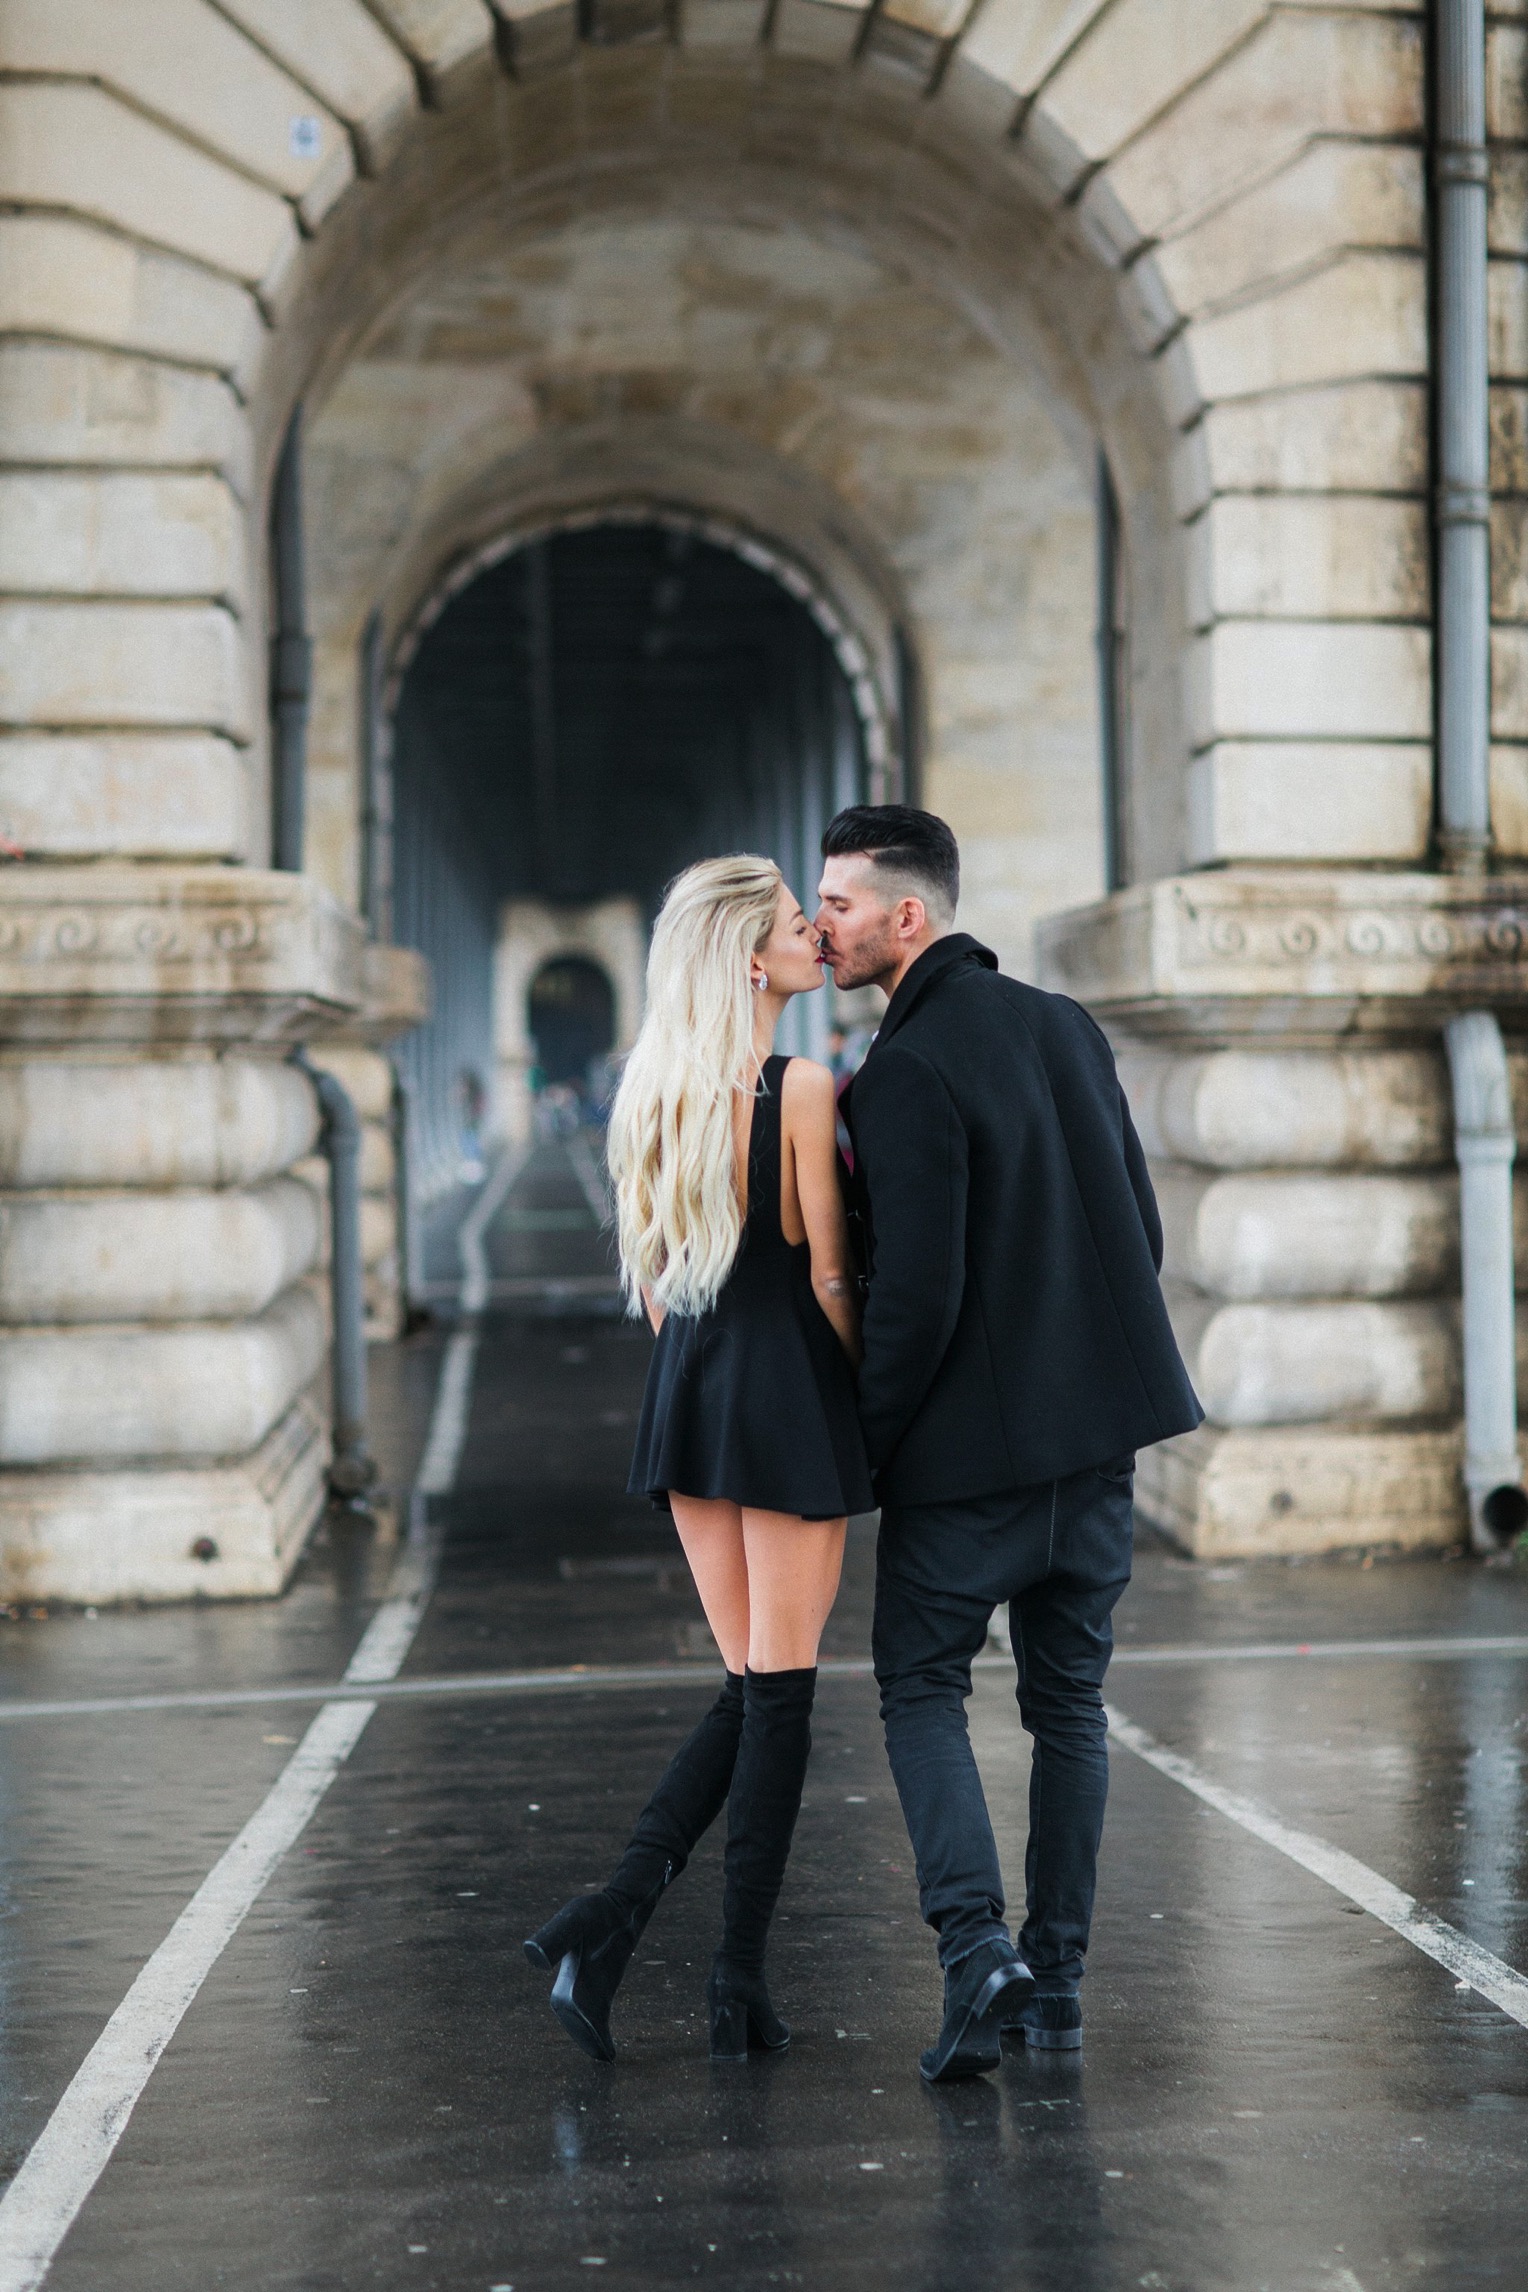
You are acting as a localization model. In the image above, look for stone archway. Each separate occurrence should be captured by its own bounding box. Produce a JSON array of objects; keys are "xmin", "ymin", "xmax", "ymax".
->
[{"xmin": 6, "ymin": 2, "xmax": 1515, "ymax": 1591}]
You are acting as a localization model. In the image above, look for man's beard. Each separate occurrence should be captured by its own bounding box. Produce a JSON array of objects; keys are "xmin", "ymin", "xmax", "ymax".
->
[{"xmin": 824, "ymin": 921, "xmax": 897, "ymax": 993}]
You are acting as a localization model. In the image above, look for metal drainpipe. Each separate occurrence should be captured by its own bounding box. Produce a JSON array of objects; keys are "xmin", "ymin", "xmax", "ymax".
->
[
  {"xmin": 269, "ymin": 406, "xmax": 311, "ymax": 874},
  {"xmin": 393, "ymin": 1069, "xmax": 420, "ymax": 1331},
  {"xmin": 291, "ymin": 1051, "xmax": 377, "ymax": 1510},
  {"xmin": 1435, "ymin": 0, "xmax": 1528, "ymax": 1547}
]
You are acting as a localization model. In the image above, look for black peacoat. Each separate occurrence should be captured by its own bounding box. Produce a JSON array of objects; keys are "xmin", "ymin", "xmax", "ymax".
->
[{"xmin": 841, "ymin": 933, "xmax": 1203, "ymax": 1503}]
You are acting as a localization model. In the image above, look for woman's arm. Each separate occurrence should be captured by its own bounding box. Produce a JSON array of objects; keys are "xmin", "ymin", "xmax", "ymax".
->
[
  {"xmin": 783, "ymin": 1060, "xmax": 862, "ymax": 1368},
  {"xmin": 641, "ymin": 1283, "xmax": 665, "ymax": 1337}
]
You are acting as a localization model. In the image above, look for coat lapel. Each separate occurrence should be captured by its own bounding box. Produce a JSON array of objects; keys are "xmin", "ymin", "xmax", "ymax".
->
[{"xmin": 866, "ymin": 932, "xmax": 997, "ymax": 1058}]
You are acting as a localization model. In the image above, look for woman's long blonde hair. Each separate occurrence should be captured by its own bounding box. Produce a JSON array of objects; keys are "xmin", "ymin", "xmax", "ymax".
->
[{"xmin": 608, "ymin": 853, "xmax": 783, "ymax": 1319}]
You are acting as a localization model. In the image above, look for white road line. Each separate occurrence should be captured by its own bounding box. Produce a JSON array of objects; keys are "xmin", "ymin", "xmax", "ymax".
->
[
  {"xmin": 1107, "ymin": 1703, "xmax": 1528, "ymax": 2030},
  {"xmin": 409, "ymin": 1274, "xmax": 622, "ymax": 1304},
  {"xmin": 457, "ymin": 1142, "xmax": 530, "ymax": 1315},
  {"xmin": 0, "ymin": 1338, "xmax": 477, "ymax": 2292},
  {"xmin": 6, "ymin": 1634, "xmax": 1528, "ymax": 1728},
  {"xmin": 1109, "ymin": 1632, "xmax": 1528, "ymax": 1666},
  {"xmin": 0, "ymin": 1702, "xmax": 374, "ymax": 2292},
  {"xmin": 412, "ymin": 1328, "xmax": 477, "ymax": 1504}
]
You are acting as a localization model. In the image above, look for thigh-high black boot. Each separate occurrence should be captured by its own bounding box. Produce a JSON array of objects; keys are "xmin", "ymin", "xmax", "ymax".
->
[
  {"xmin": 708, "ymin": 1665, "xmax": 817, "ymax": 2061},
  {"xmin": 525, "ymin": 1670, "xmax": 745, "ymax": 2060}
]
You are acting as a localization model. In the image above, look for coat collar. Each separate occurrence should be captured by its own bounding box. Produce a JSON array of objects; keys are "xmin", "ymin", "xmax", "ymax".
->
[{"xmin": 869, "ymin": 931, "xmax": 997, "ymax": 1055}]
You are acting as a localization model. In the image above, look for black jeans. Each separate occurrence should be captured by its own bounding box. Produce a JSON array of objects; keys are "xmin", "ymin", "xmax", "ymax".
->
[{"xmin": 872, "ymin": 1460, "xmax": 1133, "ymax": 1991}]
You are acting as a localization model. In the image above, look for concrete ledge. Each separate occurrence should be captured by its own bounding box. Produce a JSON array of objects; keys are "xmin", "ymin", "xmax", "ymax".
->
[
  {"xmin": 1138, "ymin": 1422, "xmax": 1467, "ymax": 1560},
  {"xmin": 0, "ymin": 865, "xmax": 364, "ymax": 1045},
  {"xmin": 320, "ymin": 943, "xmax": 430, "ymax": 1047},
  {"xmin": 1038, "ymin": 868, "xmax": 1528, "ymax": 1040},
  {"xmin": 0, "ymin": 1391, "xmax": 328, "ymax": 1605}
]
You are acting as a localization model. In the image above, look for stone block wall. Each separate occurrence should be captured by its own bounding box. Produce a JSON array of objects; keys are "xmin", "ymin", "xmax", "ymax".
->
[
  {"xmin": 0, "ymin": 867, "xmax": 365, "ymax": 1603},
  {"xmin": 1040, "ymin": 869, "xmax": 1528, "ymax": 1559}
]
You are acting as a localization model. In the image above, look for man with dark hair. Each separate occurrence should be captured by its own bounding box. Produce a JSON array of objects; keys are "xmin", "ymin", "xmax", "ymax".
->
[
  {"xmin": 815, "ymin": 804, "xmax": 1200, "ymax": 2082},
  {"xmin": 819, "ymin": 803, "xmax": 961, "ymax": 925}
]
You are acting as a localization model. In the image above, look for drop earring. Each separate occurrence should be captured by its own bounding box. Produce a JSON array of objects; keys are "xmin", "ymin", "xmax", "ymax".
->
[{"xmin": 753, "ymin": 972, "xmax": 768, "ymax": 992}]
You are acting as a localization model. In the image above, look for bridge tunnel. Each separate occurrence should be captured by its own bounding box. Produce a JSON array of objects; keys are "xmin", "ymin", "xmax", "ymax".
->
[{"xmin": 387, "ymin": 519, "xmax": 875, "ymax": 1205}]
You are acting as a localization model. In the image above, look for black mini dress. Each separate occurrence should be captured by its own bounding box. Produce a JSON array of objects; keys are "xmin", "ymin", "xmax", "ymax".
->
[{"xmin": 627, "ymin": 1055, "xmax": 874, "ymax": 1520}]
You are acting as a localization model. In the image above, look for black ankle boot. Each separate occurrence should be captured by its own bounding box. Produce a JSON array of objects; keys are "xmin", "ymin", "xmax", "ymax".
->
[
  {"xmin": 919, "ymin": 1940, "xmax": 1034, "ymax": 2084},
  {"xmin": 709, "ymin": 1959, "xmax": 790, "ymax": 2061},
  {"xmin": 525, "ymin": 1672, "xmax": 746, "ymax": 2061},
  {"xmin": 709, "ymin": 1665, "xmax": 817, "ymax": 2051}
]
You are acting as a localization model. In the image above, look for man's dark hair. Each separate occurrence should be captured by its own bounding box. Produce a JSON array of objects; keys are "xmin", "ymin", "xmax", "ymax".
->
[{"xmin": 821, "ymin": 805, "xmax": 960, "ymax": 920}]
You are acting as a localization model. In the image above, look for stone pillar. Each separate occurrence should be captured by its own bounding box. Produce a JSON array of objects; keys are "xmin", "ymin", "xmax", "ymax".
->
[
  {"xmin": 305, "ymin": 944, "xmax": 431, "ymax": 1341},
  {"xmin": 1039, "ymin": 868, "xmax": 1528, "ymax": 1559},
  {"xmin": 0, "ymin": 865, "xmax": 364, "ymax": 1604}
]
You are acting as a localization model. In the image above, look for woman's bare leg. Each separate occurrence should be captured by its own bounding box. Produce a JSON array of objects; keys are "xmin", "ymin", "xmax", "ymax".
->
[
  {"xmin": 669, "ymin": 1494, "xmax": 750, "ymax": 1674},
  {"xmin": 741, "ymin": 1509, "xmax": 848, "ymax": 1671},
  {"xmin": 668, "ymin": 1499, "xmax": 847, "ymax": 1672}
]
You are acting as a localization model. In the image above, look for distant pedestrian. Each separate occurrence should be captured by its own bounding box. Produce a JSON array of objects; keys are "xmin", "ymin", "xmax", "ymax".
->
[
  {"xmin": 456, "ymin": 1066, "xmax": 486, "ymax": 1184},
  {"xmin": 815, "ymin": 806, "xmax": 1201, "ymax": 2081},
  {"xmin": 524, "ymin": 855, "xmax": 870, "ymax": 2063}
]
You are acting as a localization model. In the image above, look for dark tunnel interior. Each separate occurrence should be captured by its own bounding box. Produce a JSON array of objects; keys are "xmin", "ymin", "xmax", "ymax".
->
[{"xmin": 391, "ymin": 521, "xmax": 869, "ymax": 1195}]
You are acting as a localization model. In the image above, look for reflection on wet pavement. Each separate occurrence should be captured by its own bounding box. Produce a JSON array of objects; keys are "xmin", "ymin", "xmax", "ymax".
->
[{"xmin": 2, "ymin": 1139, "xmax": 1527, "ymax": 2290}]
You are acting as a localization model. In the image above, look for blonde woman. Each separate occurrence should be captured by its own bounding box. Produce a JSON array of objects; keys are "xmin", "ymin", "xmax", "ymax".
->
[{"xmin": 524, "ymin": 855, "xmax": 871, "ymax": 2063}]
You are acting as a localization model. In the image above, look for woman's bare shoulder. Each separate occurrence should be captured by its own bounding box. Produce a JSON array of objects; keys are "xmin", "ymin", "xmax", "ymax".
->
[{"xmin": 780, "ymin": 1057, "xmax": 837, "ymax": 1123}]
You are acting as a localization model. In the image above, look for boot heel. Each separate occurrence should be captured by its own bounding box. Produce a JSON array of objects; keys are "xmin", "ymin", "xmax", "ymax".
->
[
  {"xmin": 708, "ymin": 1962, "xmax": 790, "ymax": 2059},
  {"xmin": 710, "ymin": 1997, "xmax": 750, "ymax": 2063}
]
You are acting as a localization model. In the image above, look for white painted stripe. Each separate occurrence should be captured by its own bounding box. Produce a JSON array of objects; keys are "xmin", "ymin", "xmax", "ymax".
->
[
  {"xmin": 1107, "ymin": 1703, "xmax": 1528, "ymax": 2029},
  {"xmin": 7, "ymin": 1633, "xmax": 1528, "ymax": 1728},
  {"xmin": 0, "ymin": 1323, "xmax": 477, "ymax": 2290},
  {"xmin": 1109, "ymin": 1632, "xmax": 1528, "ymax": 1667},
  {"xmin": 457, "ymin": 1142, "xmax": 530, "ymax": 1315},
  {"xmin": 0, "ymin": 1700, "xmax": 374, "ymax": 2292},
  {"xmin": 342, "ymin": 1511, "xmax": 446, "ymax": 1684},
  {"xmin": 413, "ymin": 1329, "xmax": 478, "ymax": 1502},
  {"xmin": 412, "ymin": 1274, "xmax": 621, "ymax": 1305}
]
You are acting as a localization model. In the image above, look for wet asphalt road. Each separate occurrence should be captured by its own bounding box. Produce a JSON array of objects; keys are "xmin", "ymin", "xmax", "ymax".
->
[{"xmin": 3, "ymin": 1139, "xmax": 1528, "ymax": 2290}]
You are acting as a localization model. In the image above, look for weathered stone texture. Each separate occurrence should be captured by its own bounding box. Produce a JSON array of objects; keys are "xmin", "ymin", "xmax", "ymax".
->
[
  {"xmin": 0, "ymin": 735, "xmax": 247, "ymax": 862},
  {"xmin": 0, "ymin": 345, "xmax": 251, "ymax": 494},
  {"xmin": 1152, "ymin": 144, "xmax": 1423, "ymax": 321},
  {"xmin": 1118, "ymin": 1046, "xmax": 1452, "ymax": 1171},
  {"xmin": 0, "ymin": 1059, "xmax": 319, "ymax": 1189},
  {"xmin": 1187, "ymin": 497, "xmax": 1429, "ymax": 628},
  {"xmin": 1187, "ymin": 743, "xmax": 1431, "ymax": 866},
  {"xmin": 0, "ymin": 219, "xmax": 265, "ymax": 388},
  {"xmin": 0, "ymin": 83, "xmax": 297, "ymax": 300},
  {"xmin": 365, "ymin": 0, "xmax": 495, "ymax": 92},
  {"xmin": 0, "ymin": 1396, "xmax": 327, "ymax": 1603},
  {"xmin": 0, "ymin": 604, "xmax": 248, "ymax": 740},
  {"xmin": 0, "ymin": 1180, "xmax": 321, "ymax": 1324},
  {"xmin": 0, "ymin": 475, "xmax": 248, "ymax": 608},
  {"xmin": 1097, "ymin": 10, "xmax": 1422, "ymax": 245},
  {"xmin": 213, "ymin": 0, "xmax": 418, "ymax": 170},
  {"xmin": 0, "ymin": 0, "xmax": 355, "ymax": 224},
  {"xmin": 1189, "ymin": 623, "xmax": 1431, "ymax": 748},
  {"xmin": 0, "ymin": 1281, "xmax": 325, "ymax": 1465}
]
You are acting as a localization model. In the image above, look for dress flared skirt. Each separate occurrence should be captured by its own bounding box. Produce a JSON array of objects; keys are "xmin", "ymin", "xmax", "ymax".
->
[{"xmin": 628, "ymin": 1251, "xmax": 873, "ymax": 1520}]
